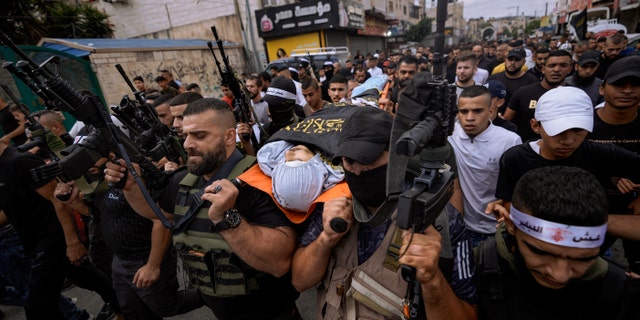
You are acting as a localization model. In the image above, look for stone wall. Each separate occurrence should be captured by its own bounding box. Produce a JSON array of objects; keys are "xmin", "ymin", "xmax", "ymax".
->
[{"xmin": 90, "ymin": 46, "xmax": 247, "ymax": 106}]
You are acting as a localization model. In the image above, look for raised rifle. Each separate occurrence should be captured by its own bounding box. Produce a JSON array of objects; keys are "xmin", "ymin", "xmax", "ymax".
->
[
  {"xmin": 114, "ymin": 64, "xmax": 186, "ymax": 164},
  {"xmin": 0, "ymin": 30, "xmax": 174, "ymax": 230},
  {"xmin": 208, "ymin": 26, "xmax": 264, "ymax": 147}
]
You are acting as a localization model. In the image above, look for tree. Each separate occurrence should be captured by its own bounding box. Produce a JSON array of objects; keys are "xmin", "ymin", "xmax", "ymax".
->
[
  {"xmin": 502, "ymin": 27, "xmax": 511, "ymax": 38},
  {"xmin": 405, "ymin": 17, "xmax": 435, "ymax": 42},
  {"xmin": 525, "ymin": 19, "xmax": 541, "ymax": 36},
  {"xmin": 0, "ymin": 0, "xmax": 113, "ymax": 45}
]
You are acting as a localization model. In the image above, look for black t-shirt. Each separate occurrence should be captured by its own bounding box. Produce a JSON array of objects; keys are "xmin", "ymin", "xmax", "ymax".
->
[
  {"xmin": 0, "ymin": 146, "xmax": 65, "ymax": 254},
  {"xmin": 92, "ymin": 188, "xmax": 154, "ymax": 260},
  {"xmin": 159, "ymin": 168, "xmax": 299, "ymax": 319},
  {"xmin": 508, "ymin": 82, "xmax": 549, "ymax": 141},
  {"xmin": 487, "ymin": 72, "xmax": 539, "ymax": 114},
  {"xmin": 588, "ymin": 111, "xmax": 640, "ymax": 155},
  {"xmin": 495, "ymin": 141, "xmax": 640, "ymax": 202},
  {"xmin": 587, "ymin": 111, "xmax": 640, "ymax": 213},
  {"xmin": 0, "ymin": 107, "xmax": 27, "ymax": 146}
]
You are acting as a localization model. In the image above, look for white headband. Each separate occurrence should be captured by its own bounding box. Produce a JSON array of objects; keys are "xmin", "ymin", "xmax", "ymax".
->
[
  {"xmin": 266, "ymin": 87, "xmax": 297, "ymax": 101},
  {"xmin": 510, "ymin": 205, "xmax": 607, "ymax": 249}
]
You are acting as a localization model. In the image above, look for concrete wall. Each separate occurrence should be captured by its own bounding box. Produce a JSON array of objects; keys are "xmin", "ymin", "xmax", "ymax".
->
[{"xmin": 89, "ymin": 46, "xmax": 247, "ymax": 106}]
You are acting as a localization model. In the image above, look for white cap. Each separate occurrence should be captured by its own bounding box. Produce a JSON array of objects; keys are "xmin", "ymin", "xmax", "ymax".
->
[{"xmin": 534, "ymin": 87, "xmax": 594, "ymax": 136}]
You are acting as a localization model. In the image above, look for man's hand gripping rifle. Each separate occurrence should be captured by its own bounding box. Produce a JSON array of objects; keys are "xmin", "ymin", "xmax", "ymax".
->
[
  {"xmin": 387, "ymin": 72, "xmax": 457, "ymax": 319},
  {"xmin": 0, "ymin": 31, "xmax": 174, "ymax": 229},
  {"xmin": 207, "ymin": 26, "xmax": 265, "ymax": 147}
]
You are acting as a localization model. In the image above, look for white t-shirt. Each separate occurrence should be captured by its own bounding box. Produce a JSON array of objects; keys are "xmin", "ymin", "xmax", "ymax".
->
[{"xmin": 448, "ymin": 122, "xmax": 522, "ymax": 234}]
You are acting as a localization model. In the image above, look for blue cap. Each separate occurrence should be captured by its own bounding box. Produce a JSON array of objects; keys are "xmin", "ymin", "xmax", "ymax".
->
[{"xmin": 484, "ymin": 80, "xmax": 506, "ymax": 99}]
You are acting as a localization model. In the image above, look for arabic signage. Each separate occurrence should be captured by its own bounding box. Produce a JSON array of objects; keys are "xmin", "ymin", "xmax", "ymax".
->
[
  {"xmin": 339, "ymin": 0, "xmax": 365, "ymax": 29},
  {"xmin": 357, "ymin": 14, "xmax": 387, "ymax": 37},
  {"xmin": 256, "ymin": 0, "xmax": 343, "ymax": 38}
]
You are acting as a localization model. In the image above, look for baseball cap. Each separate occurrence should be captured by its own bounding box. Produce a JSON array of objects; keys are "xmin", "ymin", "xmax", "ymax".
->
[
  {"xmin": 507, "ymin": 48, "xmax": 526, "ymax": 60},
  {"xmin": 297, "ymin": 60, "xmax": 309, "ymax": 69},
  {"xmin": 383, "ymin": 60, "xmax": 391, "ymax": 68},
  {"xmin": 578, "ymin": 50, "xmax": 600, "ymax": 66},
  {"xmin": 603, "ymin": 55, "xmax": 640, "ymax": 84},
  {"xmin": 534, "ymin": 87, "xmax": 594, "ymax": 136},
  {"xmin": 332, "ymin": 107, "xmax": 393, "ymax": 165},
  {"xmin": 263, "ymin": 76, "xmax": 297, "ymax": 106},
  {"xmin": 484, "ymin": 80, "xmax": 506, "ymax": 99}
]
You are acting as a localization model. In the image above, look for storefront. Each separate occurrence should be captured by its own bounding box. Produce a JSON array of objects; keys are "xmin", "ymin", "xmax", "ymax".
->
[{"xmin": 255, "ymin": 0, "xmax": 365, "ymax": 62}]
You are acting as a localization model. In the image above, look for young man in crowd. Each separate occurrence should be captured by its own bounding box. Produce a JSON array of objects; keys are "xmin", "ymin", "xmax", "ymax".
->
[
  {"xmin": 448, "ymin": 86, "xmax": 521, "ymax": 246},
  {"xmin": 477, "ymin": 166, "xmax": 640, "ymax": 319}
]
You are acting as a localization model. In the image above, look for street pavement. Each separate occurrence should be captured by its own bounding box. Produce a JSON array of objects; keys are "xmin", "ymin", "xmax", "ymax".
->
[{"xmin": 1, "ymin": 273, "xmax": 317, "ymax": 320}]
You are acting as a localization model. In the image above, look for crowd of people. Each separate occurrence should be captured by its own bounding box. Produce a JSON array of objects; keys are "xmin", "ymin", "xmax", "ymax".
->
[{"xmin": 1, "ymin": 29, "xmax": 640, "ymax": 320}]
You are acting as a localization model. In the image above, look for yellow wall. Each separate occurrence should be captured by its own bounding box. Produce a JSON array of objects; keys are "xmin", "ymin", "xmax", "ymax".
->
[{"xmin": 265, "ymin": 31, "xmax": 325, "ymax": 62}]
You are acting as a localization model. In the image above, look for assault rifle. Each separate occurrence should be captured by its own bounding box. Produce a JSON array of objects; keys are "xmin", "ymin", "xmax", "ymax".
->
[
  {"xmin": 388, "ymin": 73, "xmax": 457, "ymax": 319},
  {"xmin": 207, "ymin": 26, "xmax": 264, "ymax": 147},
  {"xmin": 114, "ymin": 64, "xmax": 186, "ymax": 164},
  {"xmin": 0, "ymin": 30, "xmax": 174, "ymax": 230}
]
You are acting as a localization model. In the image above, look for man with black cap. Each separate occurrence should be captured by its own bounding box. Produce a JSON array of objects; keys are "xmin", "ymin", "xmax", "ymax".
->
[
  {"xmin": 263, "ymin": 76, "xmax": 305, "ymax": 135},
  {"xmin": 155, "ymin": 75, "xmax": 180, "ymax": 97},
  {"xmin": 564, "ymin": 50, "xmax": 604, "ymax": 106},
  {"xmin": 487, "ymin": 48, "xmax": 538, "ymax": 115},
  {"xmin": 588, "ymin": 55, "xmax": 640, "ymax": 274},
  {"xmin": 321, "ymin": 61, "xmax": 335, "ymax": 102},
  {"xmin": 491, "ymin": 41, "xmax": 529, "ymax": 75},
  {"xmin": 291, "ymin": 106, "xmax": 477, "ymax": 319},
  {"xmin": 484, "ymin": 80, "xmax": 518, "ymax": 133},
  {"xmin": 297, "ymin": 59, "xmax": 311, "ymax": 82}
]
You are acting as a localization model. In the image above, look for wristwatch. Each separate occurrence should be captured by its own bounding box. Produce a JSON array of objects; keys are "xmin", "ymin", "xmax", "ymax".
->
[{"xmin": 211, "ymin": 208, "xmax": 242, "ymax": 232}]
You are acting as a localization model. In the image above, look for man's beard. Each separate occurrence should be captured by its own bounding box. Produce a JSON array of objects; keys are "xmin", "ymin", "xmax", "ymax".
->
[
  {"xmin": 187, "ymin": 145, "xmax": 226, "ymax": 176},
  {"xmin": 505, "ymin": 66, "xmax": 521, "ymax": 76},
  {"xmin": 574, "ymin": 73, "xmax": 596, "ymax": 86}
]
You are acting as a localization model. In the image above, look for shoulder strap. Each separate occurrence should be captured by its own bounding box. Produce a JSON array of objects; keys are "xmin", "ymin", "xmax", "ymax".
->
[
  {"xmin": 173, "ymin": 150, "xmax": 249, "ymax": 234},
  {"xmin": 228, "ymin": 155, "xmax": 256, "ymax": 179},
  {"xmin": 478, "ymin": 236, "xmax": 504, "ymax": 300}
]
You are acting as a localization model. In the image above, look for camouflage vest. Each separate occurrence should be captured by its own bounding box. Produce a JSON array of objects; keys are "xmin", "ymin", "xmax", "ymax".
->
[{"xmin": 173, "ymin": 155, "xmax": 256, "ymax": 297}]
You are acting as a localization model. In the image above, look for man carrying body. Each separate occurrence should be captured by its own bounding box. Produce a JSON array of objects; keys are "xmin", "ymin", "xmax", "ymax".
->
[
  {"xmin": 448, "ymin": 86, "xmax": 521, "ymax": 246},
  {"xmin": 105, "ymin": 98, "xmax": 300, "ymax": 319},
  {"xmin": 477, "ymin": 166, "xmax": 640, "ymax": 319},
  {"xmin": 291, "ymin": 106, "xmax": 477, "ymax": 319}
]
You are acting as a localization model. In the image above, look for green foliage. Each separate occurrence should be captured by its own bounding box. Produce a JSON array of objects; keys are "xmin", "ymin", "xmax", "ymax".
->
[
  {"xmin": 405, "ymin": 17, "xmax": 434, "ymax": 42},
  {"xmin": 1, "ymin": 0, "xmax": 113, "ymax": 45},
  {"xmin": 525, "ymin": 19, "xmax": 541, "ymax": 35},
  {"xmin": 501, "ymin": 27, "xmax": 511, "ymax": 37}
]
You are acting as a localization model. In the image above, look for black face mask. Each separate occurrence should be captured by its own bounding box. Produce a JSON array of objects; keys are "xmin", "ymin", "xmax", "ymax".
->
[{"xmin": 345, "ymin": 164, "xmax": 387, "ymax": 208}]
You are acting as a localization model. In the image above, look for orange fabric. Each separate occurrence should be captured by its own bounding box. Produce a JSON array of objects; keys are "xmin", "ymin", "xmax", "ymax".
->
[
  {"xmin": 238, "ymin": 164, "xmax": 351, "ymax": 224},
  {"xmin": 379, "ymin": 81, "xmax": 391, "ymax": 109}
]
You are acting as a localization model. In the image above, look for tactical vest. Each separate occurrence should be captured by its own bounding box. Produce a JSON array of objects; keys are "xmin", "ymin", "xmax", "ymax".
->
[
  {"xmin": 317, "ymin": 210, "xmax": 452, "ymax": 320},
  {"xmin": 173, "ymin": 155, "xmax": 256, "ymax": 297}
]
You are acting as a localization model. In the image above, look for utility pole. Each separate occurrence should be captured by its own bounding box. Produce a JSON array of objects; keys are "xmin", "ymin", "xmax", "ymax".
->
[{"xmin": 545, "ymin": 2, "xmax": 548, "ymax": 16}]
